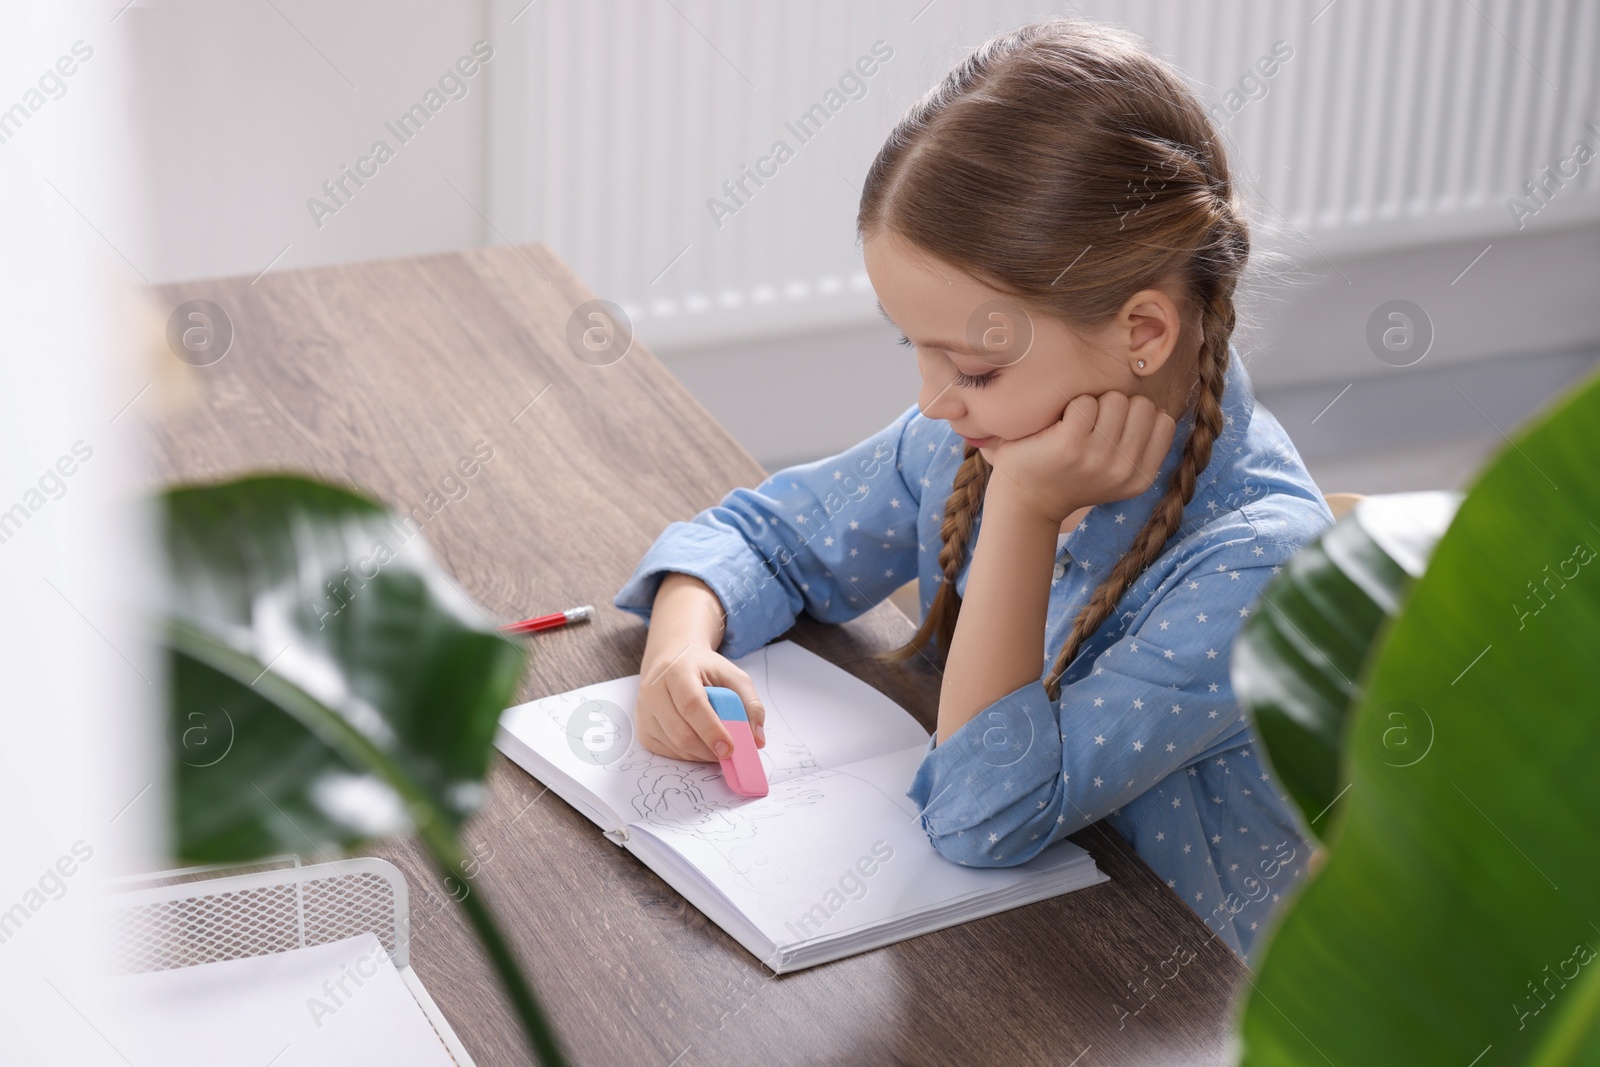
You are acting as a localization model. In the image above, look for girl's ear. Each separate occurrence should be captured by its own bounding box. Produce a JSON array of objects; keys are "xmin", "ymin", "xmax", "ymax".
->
[{"xmin": 1116, "ymin": 287, "xmax": 1183, "ymax": 374}]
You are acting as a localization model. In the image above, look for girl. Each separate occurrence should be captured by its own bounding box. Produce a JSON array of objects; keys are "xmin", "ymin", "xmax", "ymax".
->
[{"xmin": 613, "ymin": 17, "xmax": 1334, "ymax": 965}]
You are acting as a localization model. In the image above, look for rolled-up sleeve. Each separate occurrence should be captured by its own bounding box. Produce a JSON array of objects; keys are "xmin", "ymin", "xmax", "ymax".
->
[
  {"xmin": 613, "ymin": 403, "xmax": 928, "ymax": 661},
  {"xmin": 905, "ymin": 546, "xmax": 1282, "ymax": 866}
]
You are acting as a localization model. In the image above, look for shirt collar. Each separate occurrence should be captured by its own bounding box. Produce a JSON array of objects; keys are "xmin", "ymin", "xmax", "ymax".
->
[{"xmin": 1062, "ymin": 341, "xmax": 1257, "ymax": 568}]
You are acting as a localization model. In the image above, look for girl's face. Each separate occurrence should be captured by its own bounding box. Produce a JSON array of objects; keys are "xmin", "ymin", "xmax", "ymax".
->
[{"xmin": 863, "ymin": 229, "xmax": 1172, "ymax": 464}]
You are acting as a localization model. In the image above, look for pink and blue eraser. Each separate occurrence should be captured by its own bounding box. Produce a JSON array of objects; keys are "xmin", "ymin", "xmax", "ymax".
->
[{"xmin": 704, "ymin": 685, "xmax": 768, "ymax": 797}]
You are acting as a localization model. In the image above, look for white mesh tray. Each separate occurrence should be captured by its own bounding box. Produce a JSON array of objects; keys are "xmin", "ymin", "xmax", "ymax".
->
[{"xmin": 106, "ymin": 855, "xmax": 475, "ymax": 1066}]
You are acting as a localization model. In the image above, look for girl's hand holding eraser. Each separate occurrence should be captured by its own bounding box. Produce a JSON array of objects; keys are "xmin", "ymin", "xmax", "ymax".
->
[{"xmin": 634, "ymin": 579, "xmax": 767, "ymax": 774}]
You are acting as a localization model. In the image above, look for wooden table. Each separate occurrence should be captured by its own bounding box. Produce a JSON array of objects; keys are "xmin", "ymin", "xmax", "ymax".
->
[{"xmin": 149, "ymin": 243, "xmax": 1248, "ymax": 1066}]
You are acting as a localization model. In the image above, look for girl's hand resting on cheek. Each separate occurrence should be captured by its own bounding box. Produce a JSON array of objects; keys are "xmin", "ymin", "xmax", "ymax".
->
[
  {"xmin": 636, "ymin": 643, "xmax": 768, "ymax": 763},
  {"xmin": 988, "ymin": 391, "xmax": 1178, "ymax": 524}
]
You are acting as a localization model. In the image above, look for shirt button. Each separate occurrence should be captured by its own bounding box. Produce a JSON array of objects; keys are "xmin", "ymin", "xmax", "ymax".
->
[{"xmin": 1052, "ymin": 560, "xmax": 1066, "ymax": 580}]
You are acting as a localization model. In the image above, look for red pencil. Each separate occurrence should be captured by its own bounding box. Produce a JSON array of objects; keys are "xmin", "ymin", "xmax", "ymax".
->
[{"xmin": 500, "ymin": 604, "xmax": 593, "ymax": 636}]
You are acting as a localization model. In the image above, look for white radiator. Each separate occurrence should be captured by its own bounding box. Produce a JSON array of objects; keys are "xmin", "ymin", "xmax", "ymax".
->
[{"xmin": 492, "ymin": 0, "xmax": 1600, "ymax": 349}]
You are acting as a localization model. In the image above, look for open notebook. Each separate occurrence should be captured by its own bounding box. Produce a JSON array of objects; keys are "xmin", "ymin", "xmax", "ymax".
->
[{"xmin": 494, "ymin": 640, "xmax": 1107, "ymax": 973}]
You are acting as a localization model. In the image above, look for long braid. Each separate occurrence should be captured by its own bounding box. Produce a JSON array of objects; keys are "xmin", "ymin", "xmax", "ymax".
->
[
  {"xmin": 881, "ymin": 446, "xmax": 989, "ymax": 666},
  {"xmin": 1042, "ymin": 271, "xmax": 1236, "ymax": 700}
]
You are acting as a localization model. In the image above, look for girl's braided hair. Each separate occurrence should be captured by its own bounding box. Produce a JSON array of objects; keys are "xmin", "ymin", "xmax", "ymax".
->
[{"xmin": 860, "ymin": 17, "xmax": 1251, "ymax": 702}]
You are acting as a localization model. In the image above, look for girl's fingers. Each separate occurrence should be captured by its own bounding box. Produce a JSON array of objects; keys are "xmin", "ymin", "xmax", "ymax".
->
[
  {"xmin": 1093, "ymin": 390, "xmax": 1129, "ymax": 443},
  {"xmin": 708, "ymin": 665, "xmax": 767, "ymax": 747},
  {"xmin": 1087, "ymin": 392, "xmax": 1129, "ymax": 473},
  {"xmin": 663, "ymin": 667, "xmax": 734, "ymax": 762},
  {"xmin": 1118, "ymin": 394, "xmax": 1157, "ymax": 458},
  {"xmin": 1141, "ymin": 409, "xmax": 1178, "ymax": 481},
  {"xmin": 642, "ymin": 705, "xmax": 700, "ymax": 761},
  {"xmin": 1062, "ymin": 392, "xmax": 1099, "ymax": 438},
  {"xmin": 1115, "ymin": 396, "xmax": 1159, "ymax": 488}
]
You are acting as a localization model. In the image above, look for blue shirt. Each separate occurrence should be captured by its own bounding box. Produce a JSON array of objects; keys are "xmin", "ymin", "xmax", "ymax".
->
[{"xmin": 613, "ymin": 343, "xmax": 1334, "ymax": 964}]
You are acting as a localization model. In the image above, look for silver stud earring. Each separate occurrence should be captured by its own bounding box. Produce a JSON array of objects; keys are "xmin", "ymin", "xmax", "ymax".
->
[{"xmin": 1136, "ymin": 359, "xmax": 1146, "ymax": 369}]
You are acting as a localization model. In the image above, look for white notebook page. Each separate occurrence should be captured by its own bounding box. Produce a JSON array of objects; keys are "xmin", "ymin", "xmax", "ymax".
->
[
  {"xmin": 495, "ymin": 640, "xmax": 932, "ymax": 829},
  {"xmin": 628, "ymin": 744, "xmax": 1098, "ymax": 951}
]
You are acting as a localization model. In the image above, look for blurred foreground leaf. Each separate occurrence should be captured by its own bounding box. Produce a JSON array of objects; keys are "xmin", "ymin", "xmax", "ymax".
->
[
  {"xmin": 1237, "ymin": 366, "xmax": 1600, "ymax": 1063},
  {"xmin": 162, "ymin": 475, "xmax": 566, "ymax": 1066}
]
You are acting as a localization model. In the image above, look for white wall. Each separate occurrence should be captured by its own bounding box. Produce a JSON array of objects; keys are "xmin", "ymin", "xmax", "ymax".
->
[
  {"xmin": 125, "ymin": 0, "xmax": 491, "ymax": 284},
  {"xmin": 118, "ymin": 0, "xmax": 1600, "ymax": 485}
]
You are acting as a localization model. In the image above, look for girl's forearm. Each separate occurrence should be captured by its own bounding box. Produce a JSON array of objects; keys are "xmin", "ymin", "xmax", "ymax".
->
[
  {"xmin": 936, "ymin": 480, "xmax": 1065, "ymax": 744},
  {"xmin": 644, "ymin": 572, "xmax": 727, "ymax": 665}
]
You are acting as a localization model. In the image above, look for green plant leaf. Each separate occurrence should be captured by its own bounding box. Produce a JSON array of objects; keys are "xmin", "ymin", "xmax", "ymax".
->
[
  {"xmin": 162, "ymin": 476, "xmax": 571, "ymax": 1066},
  {"xmin": 1232, "ymin": 493, "xmax": 1458, "ymax": 838},
  {"xmin": 1238, "ymin": 366, "xmax": 1600, "ymax": 1063},
  {"xmin": 162, "ymin": 475, "xmax": 526, "ymax": 861}
]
